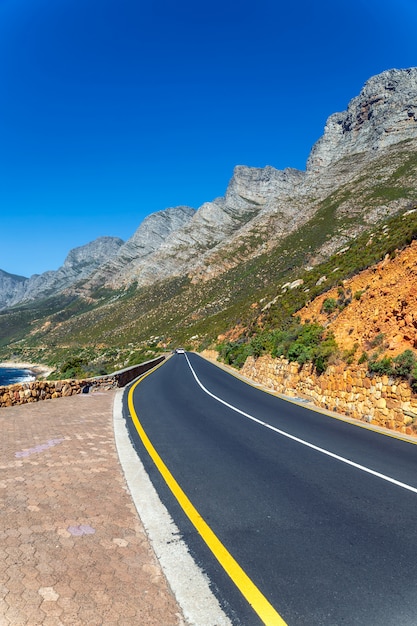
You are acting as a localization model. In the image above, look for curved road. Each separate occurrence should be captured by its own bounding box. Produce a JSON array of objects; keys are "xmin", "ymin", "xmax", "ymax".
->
[{"xmin": 124, "ymin": 352, "xmax": 417, "ymax": 625}]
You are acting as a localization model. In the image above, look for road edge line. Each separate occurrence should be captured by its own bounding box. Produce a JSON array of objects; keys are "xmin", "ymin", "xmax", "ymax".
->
[
  {"xmin": 113, "ymin": 387, "xmax": 232, "ymax": 626},
  {"xmin": 196, "ymin": 352, "xmax": 417, "ymax": 445},
  {"xmin": 127, "ymin": 372, "xmax": 288, "ymax": 626},
  {"xmin": 185, "ymin": 354, "xmax": 417, "ymax": 495}
]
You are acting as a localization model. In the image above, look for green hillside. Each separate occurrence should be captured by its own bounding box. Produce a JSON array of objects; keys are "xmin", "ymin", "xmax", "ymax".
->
[{"xmin": 1, "ymin": 144, "xmax": 417, "ymax": 379}]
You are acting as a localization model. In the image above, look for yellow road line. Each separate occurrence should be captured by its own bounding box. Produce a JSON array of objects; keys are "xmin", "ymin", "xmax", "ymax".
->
[{"xmin": 128, "ymin": 369, "xmax": 287, "ymax": 626}]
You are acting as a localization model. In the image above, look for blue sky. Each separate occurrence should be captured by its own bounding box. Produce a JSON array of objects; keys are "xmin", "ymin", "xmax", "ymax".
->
[{"xmin": 0, "ymin": 0, "xmax": 416, "ymax": 277}]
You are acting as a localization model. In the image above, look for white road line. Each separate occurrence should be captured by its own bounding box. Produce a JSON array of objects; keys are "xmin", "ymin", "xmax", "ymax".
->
[{"xmin": 184, "ymin": 353, "xmax": 417, "ymax": 495}]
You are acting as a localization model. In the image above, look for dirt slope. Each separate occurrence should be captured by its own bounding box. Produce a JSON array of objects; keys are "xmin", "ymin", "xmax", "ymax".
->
[{"xmin": 298, "ymin": 240, "xmax": 417, "ymax": 358}]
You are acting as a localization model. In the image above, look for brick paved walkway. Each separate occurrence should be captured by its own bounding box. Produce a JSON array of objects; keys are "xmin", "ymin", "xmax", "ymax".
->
[{"xmin": 0, "ymin": 391, "xmax": 184, "ymax": 625}]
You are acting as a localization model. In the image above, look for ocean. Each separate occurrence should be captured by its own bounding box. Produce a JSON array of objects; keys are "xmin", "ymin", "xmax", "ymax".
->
[{"xmin": 0, "ymin": 367, "xmax": 36, "ymax": 386}]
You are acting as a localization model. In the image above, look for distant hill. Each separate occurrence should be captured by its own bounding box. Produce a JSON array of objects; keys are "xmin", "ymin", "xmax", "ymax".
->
[{"xmin": 0, "ymin": 237, "xmax": 124, "ymax": 309}]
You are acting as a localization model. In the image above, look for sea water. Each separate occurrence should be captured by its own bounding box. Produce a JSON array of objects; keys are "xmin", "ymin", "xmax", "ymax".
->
[{"xmin": 0, "ymin": 368, "xmax": 36, "ymax": 386}]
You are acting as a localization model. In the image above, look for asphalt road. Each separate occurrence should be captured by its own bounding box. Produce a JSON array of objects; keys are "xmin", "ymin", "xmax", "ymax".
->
[{"xmin": 124, "ymin": 352, "xmax": 417, "ymax": 625}]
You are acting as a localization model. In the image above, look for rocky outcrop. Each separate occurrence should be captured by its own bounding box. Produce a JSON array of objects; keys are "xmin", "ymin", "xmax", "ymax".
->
[
  {"xmin": 307, "ymin": 68, "xmax": 417, "ymax": 172},
  {"xmin": 224, "ymin": 165, "xmax": 306, "ymax": 208},
  {"xmin": 92, "ymin": 167, "xmax": 305, "ymax": 289},
  {"xmin": 0, "ymin": 270, "xmax": 28, "ymax": 308},
  {"xmin": 84, "ymin": 206, "xmax": 195, "ymax": 290},
  {"xmin": 190, "ymin": 166, "xmax": 310, "ymax": 282},
  {"xmin": 0, "ymin": 236, "xmax": 124, "ymax": 309},
  {"xmin": 110, "ymin": 67, "xmax": 417, "ymax": 289}
]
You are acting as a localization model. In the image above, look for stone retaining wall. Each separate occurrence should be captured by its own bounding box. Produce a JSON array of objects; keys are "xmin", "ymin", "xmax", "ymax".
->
[
  {"xmin": 240, "ymin": 355, "xmax": 417, "ymax": 434},
  {"xmin": 201, "ymin": 351, "xmax": 417, "ymax": 435},
  {"xmin": 0, "ymin": 356, "xmax": 165, "ymax": 408}
]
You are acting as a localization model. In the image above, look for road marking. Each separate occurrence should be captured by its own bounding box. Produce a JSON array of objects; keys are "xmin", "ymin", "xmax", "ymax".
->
[
  {"xmin": 114, "ymin": 389, "xmax": 232, "ymax": 626},
  {"xmin": 201, "ymin": 353, "xmax": 417, "ymax": 445},
  {"xmin": 184, "ymin": 353, "xmax": 417, "ymax": 495},
  {"xmin": 128, "ymin": 369, "xmax": 287, "ymax": 626}
]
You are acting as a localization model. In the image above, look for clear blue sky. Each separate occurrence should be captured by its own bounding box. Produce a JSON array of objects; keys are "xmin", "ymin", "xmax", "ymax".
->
[{"xmin": 1, "ymin": 0, "xmax": 416, "ymax": 277}]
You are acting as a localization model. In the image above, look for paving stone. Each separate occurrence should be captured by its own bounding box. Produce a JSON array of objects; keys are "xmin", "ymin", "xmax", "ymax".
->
[{"xmin": 0, "ymin": 392, "xmax": 183, "ymax": 625}]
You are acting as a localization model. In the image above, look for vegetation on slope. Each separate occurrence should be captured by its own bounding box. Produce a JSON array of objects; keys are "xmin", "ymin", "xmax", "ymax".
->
[
  {"xmin": 0, "ymin": 147, "xmax": 416, "ymax": 380},
  {"xmin": 216, "ymin": 206, "xmax": 417, "ymax": 384}
]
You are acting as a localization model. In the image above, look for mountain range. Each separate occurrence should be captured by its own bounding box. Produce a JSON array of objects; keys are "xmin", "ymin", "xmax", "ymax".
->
[{"xmin": 1, "ymin": 67, "xmax": 417, "ymax": 368}]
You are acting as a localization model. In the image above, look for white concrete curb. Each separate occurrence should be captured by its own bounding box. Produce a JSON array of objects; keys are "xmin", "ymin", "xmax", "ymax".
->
[{"xmin": 113, "ymin": 388, "xmax": 232, "ymax": 626}]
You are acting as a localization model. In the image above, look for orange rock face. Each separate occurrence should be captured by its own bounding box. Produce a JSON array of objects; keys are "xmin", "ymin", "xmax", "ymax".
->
[{"xmin": 298, "ymin": 240, "xmax": 417, "ymax": 358}]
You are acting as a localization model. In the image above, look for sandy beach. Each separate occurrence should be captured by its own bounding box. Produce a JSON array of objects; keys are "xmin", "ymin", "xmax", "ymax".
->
[{"xmin": 0, "ymin": 361, "xmax": 54, "ymax": 379}]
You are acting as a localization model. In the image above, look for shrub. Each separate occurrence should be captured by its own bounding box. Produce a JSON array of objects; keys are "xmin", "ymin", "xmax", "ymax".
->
[
  {"xmin": 249, "ymin": 335, "xmax": 267, "ymax": 358},
  {"xmin": 393, "ymin": 349, "xmax": 417, "ymax": 377},
  {"xmin": 369, "ymin": 333, "xmax": 385, "ymax": 349},
  {"xmin": 217, "ymin": 340, "xmax": 252, "ymax": 369},
  {"xmin": 270, "ymin": 326, "xmax": 300, "ymax": 358},
  {"xmin": 280, "ymin": 322, "xmax": 337, "ymax": 374},
  {"xmin": 368, "ymin": 356, "xmax": 394, "ymax": 376},
  {"xmin": 367, "ymin": 349, "xmax": 417, "ymax": 394},
  {"xmin": 411, "ymin": 364, "xmax": 417, "ymax": 393},
  {"xmin": 322, "ymin": 298, "xmax": 338, "ymax": 314},
  {"xmin": 287, "ymin": 340, "xmax": 314, "ymax": 365},
  {"xmin": 314, "ymin": 331, "xmax": 338, "ymax": 374},
  {"xmin": 358, "ymin": 351, "xmax": 368, "ymax": 364},
  {"xmin": 49, "ymin": 356, "xmax": 87, "ymax": 380},
  {"xmin": 287, "ymin": 324, "xmax": 322, "ymax": 365},
  {"xmin": 217, "ymin": 321, "xmax": 339, "ymax": 374}
]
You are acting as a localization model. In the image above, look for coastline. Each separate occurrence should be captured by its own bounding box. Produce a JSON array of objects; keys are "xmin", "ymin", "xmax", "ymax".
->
[{"xmin": 0, "ymin": 361, "xmax": 54, "ymax": 380}]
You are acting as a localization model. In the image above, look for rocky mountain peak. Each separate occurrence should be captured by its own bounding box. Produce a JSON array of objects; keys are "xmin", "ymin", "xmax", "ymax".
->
[
  {"xmin": 127, "ymin": 206, "xmax": 196, "ymax": 251},
  {"xmin": 0, "ymin": 236, "xmax": 124, "ymax": 309},
  {"xmin": 226, "ymin": 165, "xmax": 306, "ymax": 209},
  {"xmin": 84, "ymin": 206, "xmax": 195, "ymax": 290},
  {"xmin": 1, "ymin": 67, "xmax": 417, "ymax": 309},
  {"xmin": 307, "ymin": 67, "xmax": 417, "ymax": 172},
  {"xmin": 62, "ymin": 236, "xmax": 124, "ymax": 270}
]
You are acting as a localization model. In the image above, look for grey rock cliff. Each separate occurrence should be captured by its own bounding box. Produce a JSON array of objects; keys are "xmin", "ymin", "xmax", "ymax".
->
[
  {"xmin": 0, "ymin": 270, "xmax": 28, "ymax": 308},
  {"xmin": 108, "ymin": 68, "xmax": 417, "ymax": 288},
  {"xmin": 104, "ymin": 165, "xmax": 307, "ymax": 288},
  {"xmin": 0, "ymin": 237, "xmax": 124, "ymax": 309},
  {"xmin": 85, "ymin": 206, "xmax": 195, "ymax": 290},
  {"xmin": 2, "ymin": 67, "xmax": 417, "ymax": 307},
  {"xmin": 307, "ymin": 68, "xmax": 417, "ymax": 172}
]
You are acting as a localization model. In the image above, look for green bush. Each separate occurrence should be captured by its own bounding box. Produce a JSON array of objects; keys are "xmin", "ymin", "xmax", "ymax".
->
[
  {"xmin": 358, "ymin": 351, "xmax": 368, "ymax": 364},
  {"xmin": 270, "ymin": 327, "xmax": 300, "ymax": 358},
  {"xmin": 311, "ymin": 332, "xmax": 336, "ymax": 374},
  {"xmin": 49, "ymin": 356, "xmax": 87, "ymax": 380},
  {"xmin": 411, "ymin": 364, "xmax": 417, "ymax": 393},
  {"xmin": 368, "ymin": 356, "xmax": 394, "ymax": 376},
  {"xmin": 322, "ymin": 298, "xmax": 338, "ymax": 314},
  {"xmin": 368, "ymin": 350, "xmax": 417, "ymax": 388},
  {"xmin": 248, "ymin": 335, "xmax": 267, "ymax": 359},
  {"xmin": 393, "ymin": 349, "xmax": 416, "ymax": 377},
  {"xmin": 217, "ymin": 341, "xmax": 252, "ymax": 369},
  {"xmin": 218, "ymin": 321, "xmax": 338, "ymax": 374},
  {"xmin": 369, "ymin": 333, "xmax": 385, "ymax": 349},
  {"xmin": 287, "ymin": 323, "xmax": 324, "ymax": 366}
]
